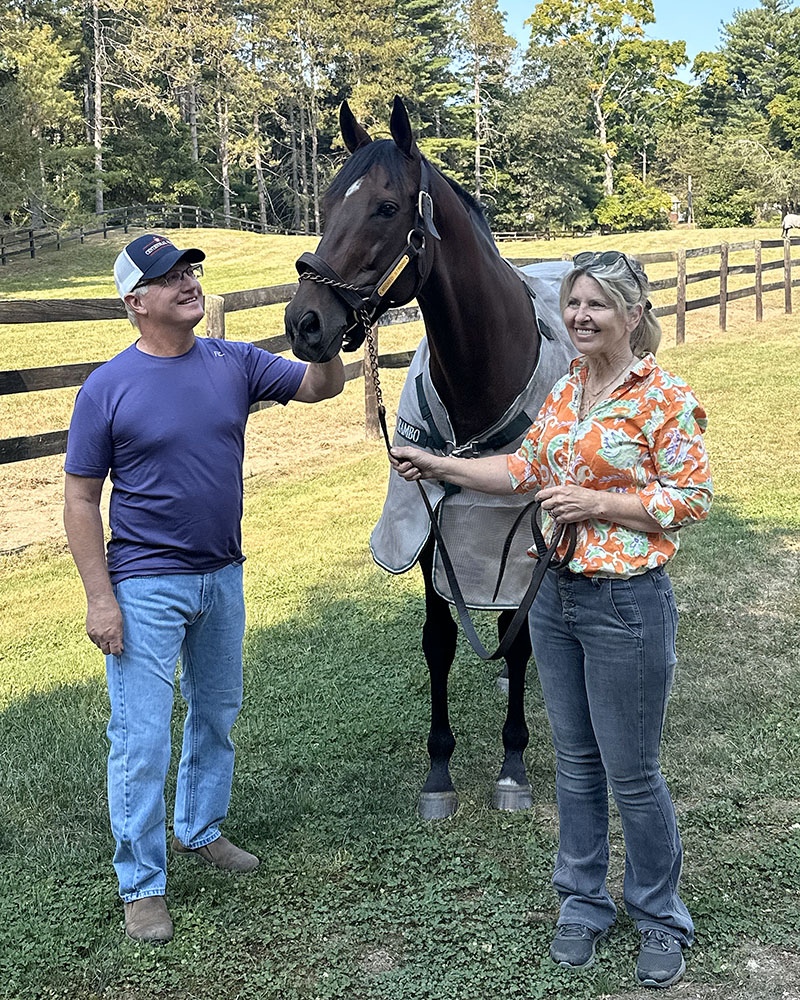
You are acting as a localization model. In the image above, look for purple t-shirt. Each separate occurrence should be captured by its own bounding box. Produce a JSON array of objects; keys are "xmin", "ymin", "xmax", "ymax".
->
[{"xmin": 65, "ymin": 338, "xmax": 306, "ymax": 583}]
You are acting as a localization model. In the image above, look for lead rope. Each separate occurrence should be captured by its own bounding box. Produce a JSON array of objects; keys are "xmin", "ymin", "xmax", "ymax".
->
[{"xmin": 363, "ymin": 323, "xmax": 576, "ymax": 662}]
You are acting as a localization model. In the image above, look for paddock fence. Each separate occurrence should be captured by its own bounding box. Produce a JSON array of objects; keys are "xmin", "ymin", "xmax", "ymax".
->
[
  {"xmin": 2, "ymin": 237, "xmax": 799, "ymax": 465},
  {"xmin": 0, "ymin": 204, "xmax": 303, "ymax": 265}
]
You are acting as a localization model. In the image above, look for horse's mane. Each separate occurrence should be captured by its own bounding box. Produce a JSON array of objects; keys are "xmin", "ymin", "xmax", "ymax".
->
[{"xmin": 326, "ymin": 139, "xmax": 498, "ymax": 252}]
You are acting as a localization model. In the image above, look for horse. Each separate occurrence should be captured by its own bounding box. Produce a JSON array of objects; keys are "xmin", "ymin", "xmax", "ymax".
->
[
  {"xmin": 284, "ymin": 96, "xmax": 576, "ymax": 820},
  {"xmin": 782, "ymin": 213, "xmax": 800, "ymax": 237}
]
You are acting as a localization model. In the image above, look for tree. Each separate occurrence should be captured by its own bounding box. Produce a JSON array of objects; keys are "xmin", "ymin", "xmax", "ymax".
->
[{"xmin": 525, "ymin": 0, "xmax": 685, "ymax": 196}]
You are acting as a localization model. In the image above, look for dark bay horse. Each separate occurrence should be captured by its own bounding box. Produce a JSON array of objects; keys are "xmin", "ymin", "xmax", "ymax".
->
[{"xmin": 284, "ymin": 97, "xmax": 574, "ymax": 819}]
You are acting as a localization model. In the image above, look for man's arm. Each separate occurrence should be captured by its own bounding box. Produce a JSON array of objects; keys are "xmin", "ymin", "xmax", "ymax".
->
[
  {"xmin": 63, "ymin": 472, "xmax": 123, "ymax": 656},
  {"xmin": 292, "ymin": 357, "xmax": 345, "ymax": 403}
]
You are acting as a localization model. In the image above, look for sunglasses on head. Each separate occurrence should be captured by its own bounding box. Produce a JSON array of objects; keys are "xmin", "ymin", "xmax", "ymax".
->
[{"xmin": 573, "ymin": 250, "xmax": 643, "ymax": 288}]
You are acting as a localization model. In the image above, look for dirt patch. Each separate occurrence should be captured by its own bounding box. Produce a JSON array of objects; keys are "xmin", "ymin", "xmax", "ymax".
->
[{"xmin": 599, "ymin": 943, "xmax": 800, "ymax": 1000}]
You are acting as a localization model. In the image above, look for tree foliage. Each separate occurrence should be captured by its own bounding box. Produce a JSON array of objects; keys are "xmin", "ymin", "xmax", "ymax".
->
[{"xmin": 2, "ymin": 0, "xmax": 800, "ymax": 232}]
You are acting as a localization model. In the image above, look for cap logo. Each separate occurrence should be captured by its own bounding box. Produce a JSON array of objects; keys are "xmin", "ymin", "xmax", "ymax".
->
[{"xmin": 143, "ymin": 237, "xmax": 174, "ymax": 256}]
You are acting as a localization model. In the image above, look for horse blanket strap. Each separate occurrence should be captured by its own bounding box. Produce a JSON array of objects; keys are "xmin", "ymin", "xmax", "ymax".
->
[{"xmin": 414, "ymin": 374, "xmax": 448, "ymax": 451}]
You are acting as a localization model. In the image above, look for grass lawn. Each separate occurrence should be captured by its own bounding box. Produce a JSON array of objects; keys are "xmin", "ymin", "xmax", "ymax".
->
[{"xmin": 1, "ymin": 229, "xmax": 799, "ymax": 998}]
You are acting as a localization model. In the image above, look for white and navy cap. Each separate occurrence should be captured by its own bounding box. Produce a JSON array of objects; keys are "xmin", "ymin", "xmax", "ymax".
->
[{"xmin": 113, "ymin": 233, "xmax": 205, "ymax": 298}]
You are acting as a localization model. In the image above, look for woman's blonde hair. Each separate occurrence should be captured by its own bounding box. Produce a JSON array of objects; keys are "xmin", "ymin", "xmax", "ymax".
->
[{"xmin": 559, "ymin": 252, "xmax": 661, "ymax": 356}]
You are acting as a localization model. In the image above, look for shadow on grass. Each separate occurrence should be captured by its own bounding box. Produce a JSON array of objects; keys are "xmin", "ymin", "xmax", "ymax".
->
[{"xmin": 1, "ymin": 498, "xmax": 799, "ymax": 998}]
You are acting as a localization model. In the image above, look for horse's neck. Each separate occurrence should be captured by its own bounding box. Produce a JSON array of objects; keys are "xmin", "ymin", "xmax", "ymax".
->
[{"xmin": 416, "ymin": 205, "xmax": 540, "ymax": 444}]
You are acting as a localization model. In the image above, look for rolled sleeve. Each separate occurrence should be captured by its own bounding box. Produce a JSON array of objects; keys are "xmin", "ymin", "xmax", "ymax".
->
[
  {"xmin": 507, "ymin": 431, "xmax": 541, "ymax": 493},
  {"xmin": 639, "ymin": 397, "xmax": 713, "ymax": 528}
]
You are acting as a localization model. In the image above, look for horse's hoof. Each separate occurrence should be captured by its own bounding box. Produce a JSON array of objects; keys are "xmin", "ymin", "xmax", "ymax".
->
[
  {"xmin": 496, "ymin": 674, "xmax": 509, "ymax": 695},
  {"xmin": 492, "ymin": 778, "xmax": 532, "ymax": 812},
  {"xmin": 418, "ymin": 790, "xmax": 459, "ymax": 820}
]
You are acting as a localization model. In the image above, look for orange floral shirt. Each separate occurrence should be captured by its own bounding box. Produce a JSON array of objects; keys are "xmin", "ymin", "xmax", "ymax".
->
[{"xmin": 507, "ymin": 353, "xmax": 713, "ymax": 578}]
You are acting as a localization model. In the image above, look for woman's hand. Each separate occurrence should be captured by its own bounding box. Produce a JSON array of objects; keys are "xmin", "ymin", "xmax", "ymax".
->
[
  {"xmin": 390, "ymin": 446, "xmax": 443, "ymax": 481},
  {"xmin": 537, "ymin": 484, "xmax": 601, "ymax": 523}
]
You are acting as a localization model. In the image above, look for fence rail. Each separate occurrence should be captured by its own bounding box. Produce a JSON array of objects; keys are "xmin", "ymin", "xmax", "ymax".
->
[
  {"xmin": 0, "ymin": 204, "xmax": 304, "ymax": 265},
  {"xmin": 2, "ymin": 238, "xmax": 799, "ymax": 464}
]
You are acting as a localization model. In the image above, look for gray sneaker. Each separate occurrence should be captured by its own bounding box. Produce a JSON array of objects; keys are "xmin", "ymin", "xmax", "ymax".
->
[
  {"xmin": 636, "ymin": 929, "xmax": 686, "ymax": 988},
  {"xmin": 549, "ymin": 923, "xmax": 608, "ymax": 969}
]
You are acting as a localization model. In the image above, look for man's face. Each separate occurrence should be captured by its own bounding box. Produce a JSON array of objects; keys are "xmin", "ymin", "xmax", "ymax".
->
[{"xmin": 133, "ymin": 262, "xmax": 205, "ymax": 329}]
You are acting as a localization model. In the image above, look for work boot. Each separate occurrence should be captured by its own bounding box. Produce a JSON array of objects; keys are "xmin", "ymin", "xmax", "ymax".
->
[
  {"xmin": 172, "ymin": 835, "xmax": 259, "ymax": 872},
  {"xmin": 123, "ymin": 896, "xmax": 173, "ymax": 943},
  {"xmin": 636, "ymin": 929, "xmax": 686, "ymax": 988},
  {"xmin": 549, "ymin": 923, "xmax": 608, "ymax": 969}
]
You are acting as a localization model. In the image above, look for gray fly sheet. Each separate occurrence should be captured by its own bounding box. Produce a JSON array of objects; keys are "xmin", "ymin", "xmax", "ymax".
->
[{"xmin": 370, "ymin": 260, "xmax": 576, "ymax": 609}]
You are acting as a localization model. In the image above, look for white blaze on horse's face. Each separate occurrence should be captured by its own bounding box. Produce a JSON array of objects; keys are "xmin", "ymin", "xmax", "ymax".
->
[{"xmin": 344, "ymin": 178, "xmax": 364, "ymax": 200}]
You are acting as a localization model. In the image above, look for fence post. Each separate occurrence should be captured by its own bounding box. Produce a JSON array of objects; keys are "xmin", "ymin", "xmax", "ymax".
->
[
  {"xmin": 80, "ymin": 226, "xmax": 84, "ymax": 244},
  {"xmin": 364, "ymin": 329, "xmax": 380, "ymax": 439},
  {"xmin": 195, "ymin": 206, "xmax": 201, "ymax": 228},
  {"xmin": 754, "ymin": 240, "xmax": 763, "ymax": 322},
  {"xmin": 784, "ymin": 238, "xmax": 792, "ymax": 314},
  {"xmin": 29, "ymin": 229, "xmax": 35, "ymax": 259},
  {"xmin": 0, "ymin": 235, "xmax": 5, "ymax": 265},
  {"xmin": 123, "ymin": 207, "xmax": 129, "ymax": 234},
  {"xmin": 204, "ymin": 294, "xmax": 226, "ymax": 339},
  {"xmin": 178, "ymin": 205, "xmax": 184, "ymax": 229},
  {"xmin": 719, "ymin": 242, "xmax": 728, "ymax": 331},
  {"xmin": 56, "ymin": 229, "xmax": 61, "ymax": 251},
  {"xmin": 676, "ymin": 249, "xmax": 686, "ymax": 345},
  {"xmin": 103, "ymin": 217, "xmax": 107, "ymax": 238}
]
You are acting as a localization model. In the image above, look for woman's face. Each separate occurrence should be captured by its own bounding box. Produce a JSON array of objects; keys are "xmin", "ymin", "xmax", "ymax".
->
[{"xmin": 562, "ymin": 273, "xmax": 640, "ymax": 361}]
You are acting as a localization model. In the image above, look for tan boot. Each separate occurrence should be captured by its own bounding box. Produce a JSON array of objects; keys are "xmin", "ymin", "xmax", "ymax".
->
[
  {"xmin": 172, "ymin": 835, "xmax": 259, "ymax": 873},
  {"xmin": 123, "ymin": 896, "xmax": 173, "ymax": 943}
]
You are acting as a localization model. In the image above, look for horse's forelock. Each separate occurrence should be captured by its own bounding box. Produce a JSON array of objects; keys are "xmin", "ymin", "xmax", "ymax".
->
[{"xmin": 325, "ymin": 140, "xmax": 418, "ymax": 206}]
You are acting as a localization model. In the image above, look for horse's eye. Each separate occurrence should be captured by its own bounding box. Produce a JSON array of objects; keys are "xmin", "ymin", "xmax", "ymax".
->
[{"xmin": 377, "ymin": 202, "xmax": 398, "ymax": 218}]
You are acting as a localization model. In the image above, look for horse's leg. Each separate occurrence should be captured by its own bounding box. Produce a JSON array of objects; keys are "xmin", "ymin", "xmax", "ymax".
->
[
  {"xmin": 493, "ymin": 608, "xmax": 533, "ymax": 811},
  {"xmin": 417, "ymin": 538, "xmax": 459, "ymax": 820}
]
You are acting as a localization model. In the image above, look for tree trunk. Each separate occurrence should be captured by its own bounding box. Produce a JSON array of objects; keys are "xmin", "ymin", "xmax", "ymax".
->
[
  {"xmin": 93, "ymin": 0, "xmax": 104, "ymax": 215},
  {"xmin": 290, "ymin": 101, "xmax": 301, "ymax": 232},
  {"xmin": 473, "ymin": 56, "xmax": 481, "ymax": 201},
  {"xmin": 253, "ymin": 112, "xmax": 268, "ymax": 232},
  {"xmin": 299, "ymin": 100, "xmax": 310, "ymax": 235},
  {"xmin": 217, "ymin": 80, "xmax": 232, "ymax": 224},
  {"xmin": 188, "ymin": 79, "xmax": 199, "ymax": 163},
  {"xmin": 310, "ymin": 79, "xmax": 321, "ymax": 235},
  {"xmin": 592, "ymin": 92, "xmax": 613, "ymax": 196}
]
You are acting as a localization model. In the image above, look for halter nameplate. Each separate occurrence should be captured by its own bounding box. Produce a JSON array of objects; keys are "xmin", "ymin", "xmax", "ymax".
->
[{"xmin": 377, "ymin": 253, "xmax": 413, "ymax": 297}]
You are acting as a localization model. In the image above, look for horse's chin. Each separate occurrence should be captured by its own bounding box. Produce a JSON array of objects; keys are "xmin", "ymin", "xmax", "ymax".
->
[{"xmin": 289, "ymin": 336, "xmax": 344, "ymax": 364}]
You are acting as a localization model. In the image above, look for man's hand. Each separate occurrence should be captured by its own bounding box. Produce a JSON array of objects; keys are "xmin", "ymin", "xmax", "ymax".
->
[{"xmin": 86, "ymin": 595, "xmax": 124, "ymax": 656}]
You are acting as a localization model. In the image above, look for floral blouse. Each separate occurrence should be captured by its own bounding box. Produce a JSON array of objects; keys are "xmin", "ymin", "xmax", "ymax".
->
[{"xmin": 506, "ymin": 353, "xmax": 713, "ymax": 577}]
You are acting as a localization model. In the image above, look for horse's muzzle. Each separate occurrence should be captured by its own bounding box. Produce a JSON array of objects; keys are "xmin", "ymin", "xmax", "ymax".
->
[{"xmin": 284, "ymin": 306, "xmax": 344, "ymax": 363}]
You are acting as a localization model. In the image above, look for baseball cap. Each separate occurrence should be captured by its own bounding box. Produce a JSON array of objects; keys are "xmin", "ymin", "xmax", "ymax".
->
[{"xmin": 114, "ymin": 233, "xmax": 205, "ymax": 298}]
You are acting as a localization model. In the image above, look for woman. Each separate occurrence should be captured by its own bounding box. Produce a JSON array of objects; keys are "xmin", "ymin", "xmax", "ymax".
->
[{"xmin": 390, "ymin": 250, "xmax": 712, "ymax": 988}]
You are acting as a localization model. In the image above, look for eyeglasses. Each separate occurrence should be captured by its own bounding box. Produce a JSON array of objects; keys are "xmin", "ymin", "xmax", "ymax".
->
[
  {"xmin": 135, "ymin": 263, "xmax": 203, "ymax": 290},
  {"xmin": 573, "ymin": 251, "xmax": 643, "ymax": 288}
]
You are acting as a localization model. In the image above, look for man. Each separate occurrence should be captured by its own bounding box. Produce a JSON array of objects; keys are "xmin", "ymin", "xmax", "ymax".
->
[{"xmin": 63, "ymin": 233, "xmax": 344, "ymax": 944}]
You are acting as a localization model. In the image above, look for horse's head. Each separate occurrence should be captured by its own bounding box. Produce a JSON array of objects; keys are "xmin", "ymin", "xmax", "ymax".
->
[{"xmin": 285, "ymin": 97, "xmax": 437, "ymax": 363}]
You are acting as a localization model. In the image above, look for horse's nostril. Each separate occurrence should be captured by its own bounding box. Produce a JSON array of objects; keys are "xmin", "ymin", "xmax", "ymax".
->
[{"xmin": 299, "ymin": 311, "xmax": 321, "ymax": 336}]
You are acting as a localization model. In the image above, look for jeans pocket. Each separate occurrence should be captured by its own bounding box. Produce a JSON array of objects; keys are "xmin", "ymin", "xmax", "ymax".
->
[{"xmin": 608, "ymin": 579, "xmax": 644, "ymax": 637}]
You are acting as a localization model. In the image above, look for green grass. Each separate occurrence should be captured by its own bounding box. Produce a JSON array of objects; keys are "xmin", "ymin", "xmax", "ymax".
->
[
  {"xmin": 2, "ymin": 276, "xmax": 800, "ymax": 997},
  {"xmin": 3, "ymin": 227, "xmax": 800, "ymax": 996}
]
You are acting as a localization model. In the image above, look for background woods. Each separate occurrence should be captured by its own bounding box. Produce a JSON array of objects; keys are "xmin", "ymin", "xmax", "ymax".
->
[{"xmin": 4, "ymin": 0, "xmax": 800, "ymax": 235}]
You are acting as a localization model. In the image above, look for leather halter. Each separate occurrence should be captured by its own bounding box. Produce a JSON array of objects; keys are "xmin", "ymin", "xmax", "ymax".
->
[{"xmin": 294, "ymin": 158, "xmax": 442, "ymax": 351}]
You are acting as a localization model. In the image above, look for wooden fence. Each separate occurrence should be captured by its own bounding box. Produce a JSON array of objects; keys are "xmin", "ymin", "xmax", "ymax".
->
[
  {"xmin": 0, "ymin": 204, "xmax": 302, "ymax": 265},
  {"xmin": 2, "ymin": 237, "xmax": 799, "ymax": 465}
]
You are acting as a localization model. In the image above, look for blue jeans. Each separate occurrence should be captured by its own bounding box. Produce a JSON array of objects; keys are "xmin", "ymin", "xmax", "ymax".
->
[
  {"xmin": 530, "ymin": 566, "xmax": 694, "ymax": 946},
  {"xmin": 106, "ymin": 562, "xmax": 246, "ymax": 902}
]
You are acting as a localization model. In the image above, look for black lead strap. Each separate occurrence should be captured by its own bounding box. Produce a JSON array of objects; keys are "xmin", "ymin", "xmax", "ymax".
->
[{"xmin": 378, "ymin": 407, "xmax": 577, "ymax": 662}]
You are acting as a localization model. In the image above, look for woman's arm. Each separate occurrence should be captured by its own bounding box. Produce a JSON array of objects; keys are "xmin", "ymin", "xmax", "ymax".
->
[{"xmin": 389, "ymin": 447, "xmax": 514, "ymax": 495}]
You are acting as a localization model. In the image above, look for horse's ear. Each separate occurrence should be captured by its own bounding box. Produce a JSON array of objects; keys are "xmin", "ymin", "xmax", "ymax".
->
[
  {"xmin": 390, "ymin": 95, "xmax": 417, "ymax": 158},
  {"xmin": 340, "ymin": 101, "xmax": 372, "ymax": 154}
]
